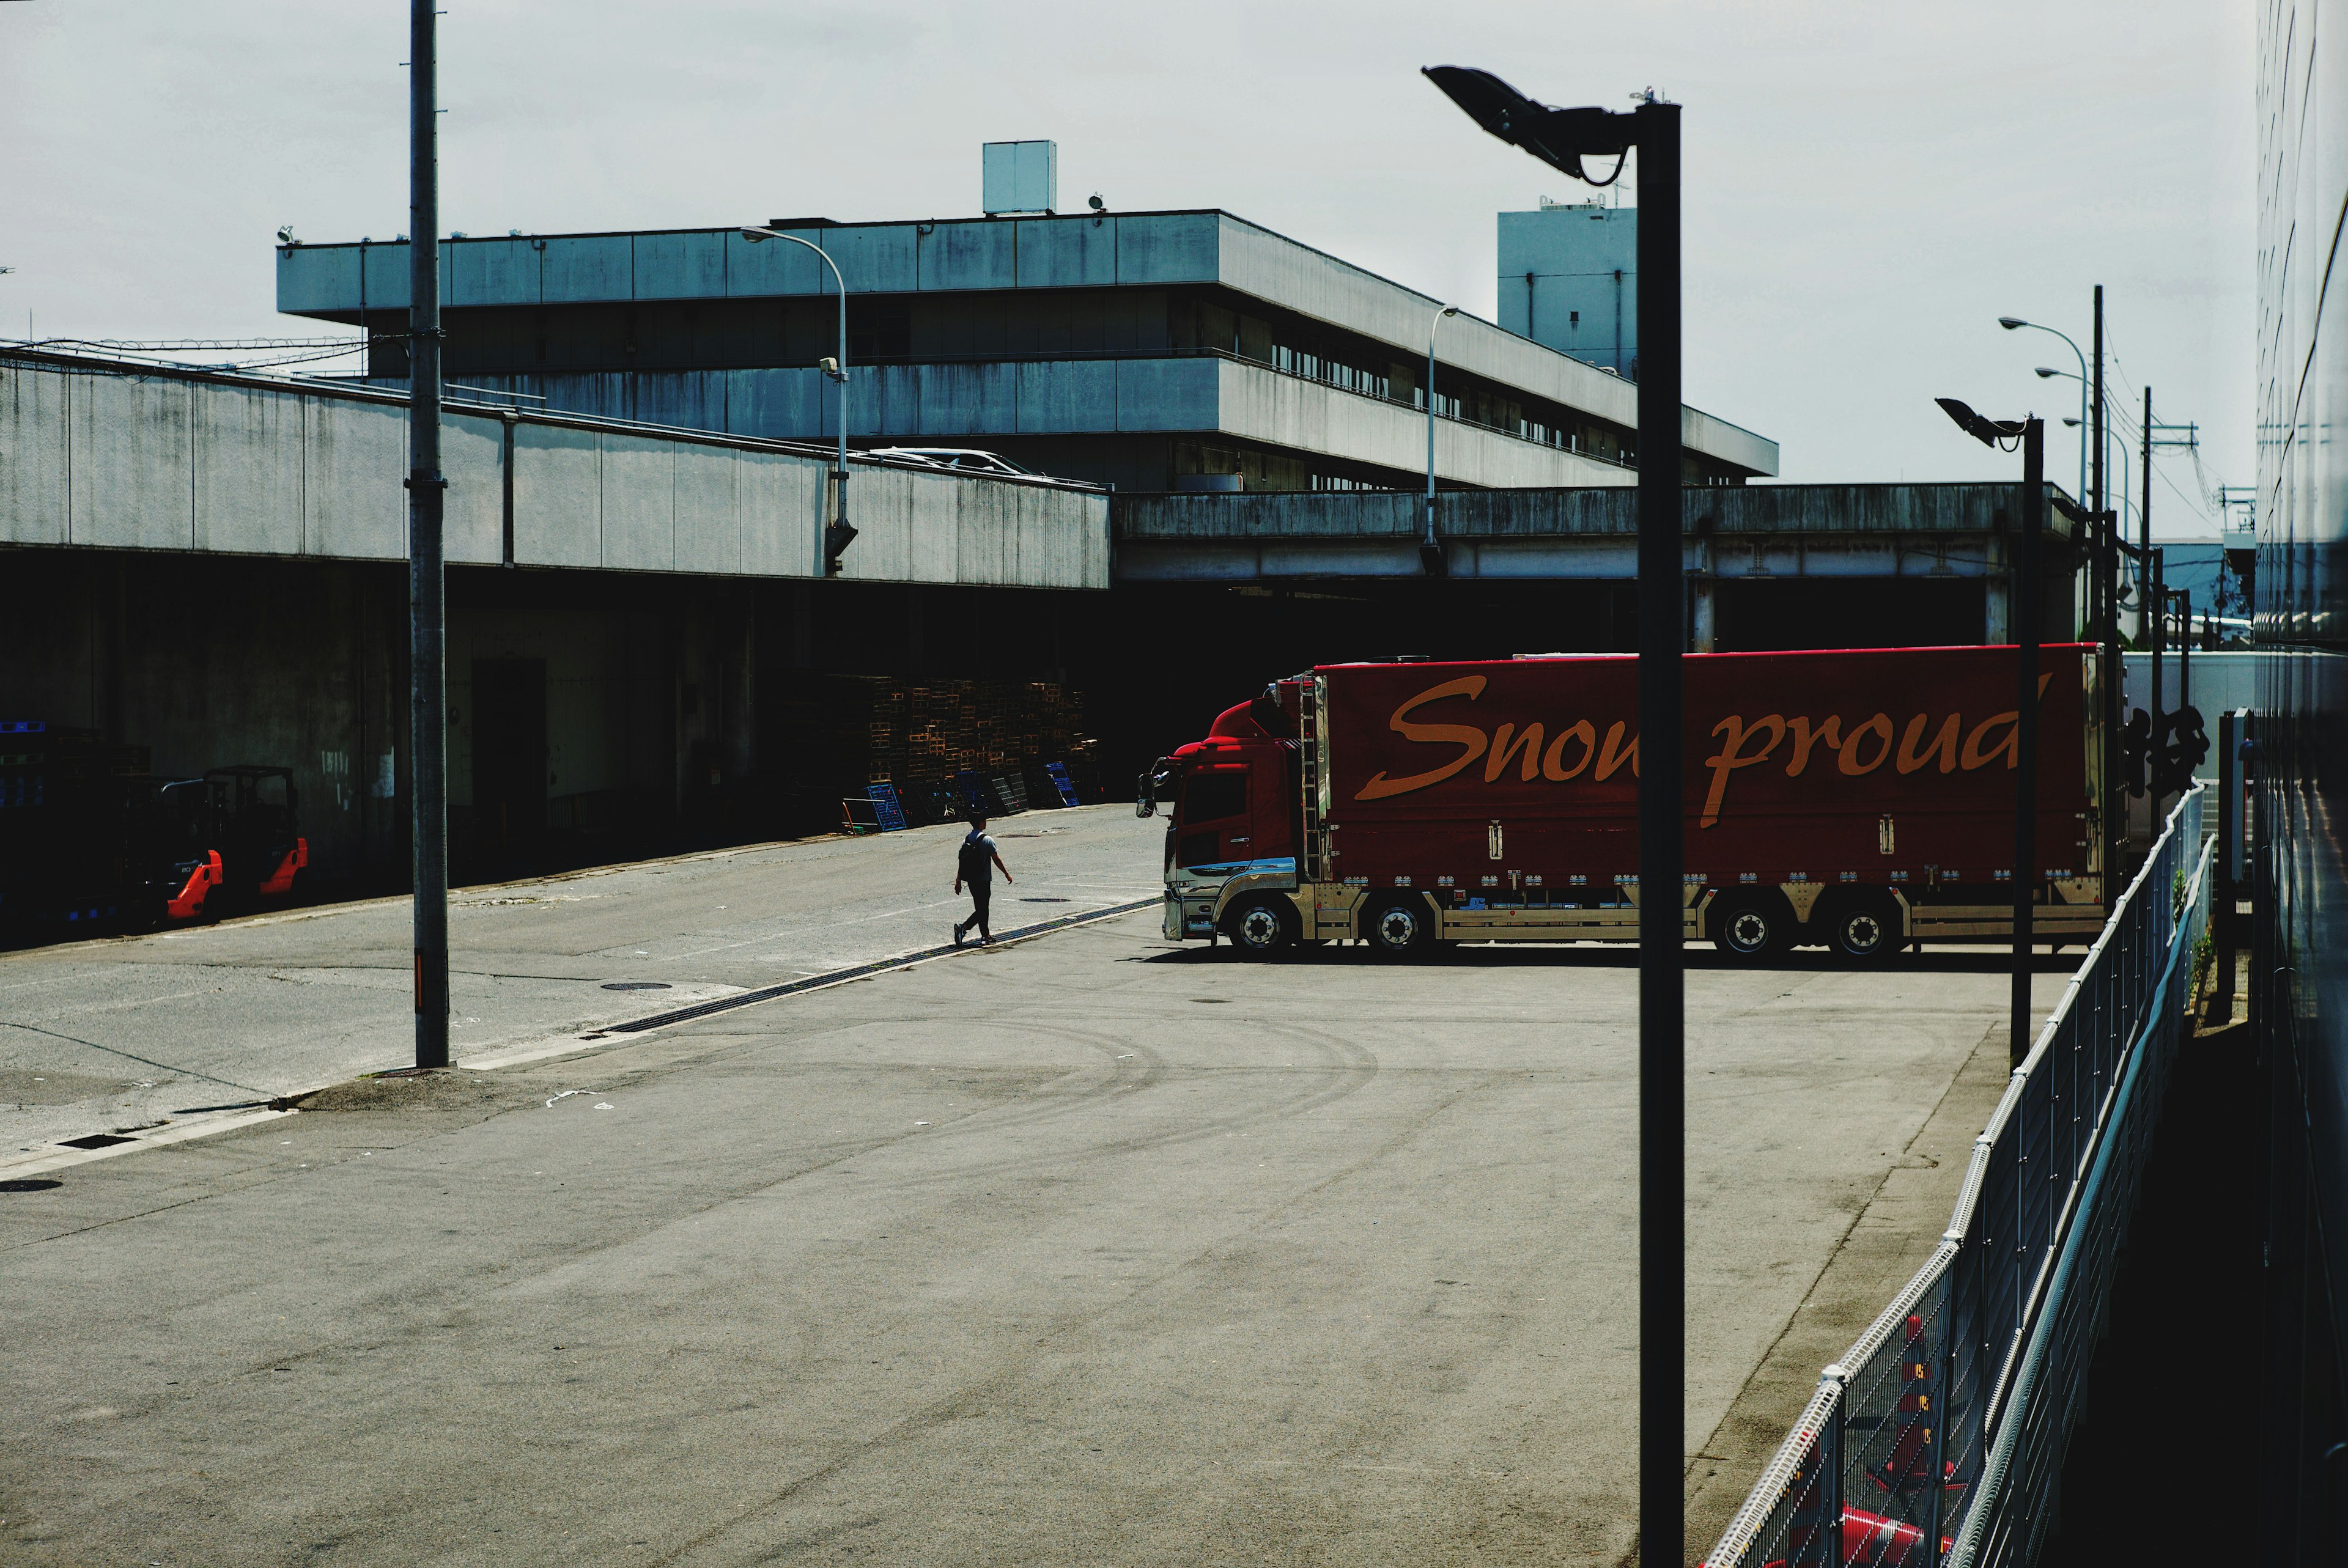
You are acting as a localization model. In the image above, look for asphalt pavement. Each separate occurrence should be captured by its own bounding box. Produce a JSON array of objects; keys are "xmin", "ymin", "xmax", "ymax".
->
[
  {"xmin": 0, "ymin": 821, "xmax": 2073, "ymax": 1566},
  {"xmin": 1, "ymin": 806, "xmax": 1159, "ymax": 1158}
]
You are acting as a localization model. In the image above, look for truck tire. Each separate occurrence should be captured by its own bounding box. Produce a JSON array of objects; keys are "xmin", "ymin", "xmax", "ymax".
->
[
  {"xmin": 1222, "ymin": 895, "xmax": 1298, "ymax": 957},
  {"xmin": 1711, "ymin": 891, "xmax": 1793, "ymax": 962},
  {"xmin": 1364, "ymin": 895, "xmax": 1435, "ymax": 959},
  {"xmin": 1825, "ymin": 896, "xmax": 1900, "ymax": 964}
]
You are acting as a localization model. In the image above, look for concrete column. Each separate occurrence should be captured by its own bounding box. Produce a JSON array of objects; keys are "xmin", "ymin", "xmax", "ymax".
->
[{"xmin": 1690, "ymin": 576, "xmax": 1716, "ymax": 653}]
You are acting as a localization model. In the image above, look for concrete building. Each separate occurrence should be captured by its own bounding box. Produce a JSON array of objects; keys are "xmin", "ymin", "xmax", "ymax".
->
[
  {"xmin": 1497, "ymin": 197, "xmax": 1636, "ymax": 377},
  {"xmin": 2251, "ymin": 0, "xmax": 2348, "ymax": 1546},
  {"xmin": 273, "ymin": 186, "xmax": 1772, "ymax": 496},
  {"xmin": 0, "ymin": 345, "xmax": 1110, "ymax": 886}
]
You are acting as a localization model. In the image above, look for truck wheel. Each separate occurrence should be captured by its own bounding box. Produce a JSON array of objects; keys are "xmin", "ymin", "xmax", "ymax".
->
[
  {"xmin": 1364, "ymin": 896, "xmax": 1434, "ymax": 959},
  {"xmin": 1826, "ymin": 897, "xmax": 1900, "ymax": 964},
  {"xmin": 1223, "ymin": 896, "xmax": 1297, "ymax": 957},
  {"xmin": 1711, "ymin": 893, "xmax": 1793, "ymax": 962}
]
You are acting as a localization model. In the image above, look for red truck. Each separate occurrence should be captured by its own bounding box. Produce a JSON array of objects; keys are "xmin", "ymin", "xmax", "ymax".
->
[{"xmin": 1140, "ymin": 645, "xmax": 2111, "ymax": 960}]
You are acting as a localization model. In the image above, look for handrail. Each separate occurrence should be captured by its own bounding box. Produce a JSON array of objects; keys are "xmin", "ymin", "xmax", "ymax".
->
[
  {"xmin": 1944, "ymin": 829, "xmax": 2215, "ymax": 1567},
  {"xmin": 1704, "ymin": 784, "xmax": 2207, "ymax": 1567}
]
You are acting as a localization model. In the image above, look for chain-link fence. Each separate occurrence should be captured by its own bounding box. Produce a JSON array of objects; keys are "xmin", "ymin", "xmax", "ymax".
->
[{"xmin": 1707, "ymin": 786, "xmax": 2210, "ymax": 1568}]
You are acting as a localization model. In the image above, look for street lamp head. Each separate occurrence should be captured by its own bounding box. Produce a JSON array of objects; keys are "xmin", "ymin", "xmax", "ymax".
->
[
  {"xmin": 1998, "ymin": 317, "xmax": 2028, "ymax": 331},
  {"xmin": 1935, "ymin": 396, "xmax": 2028, "ymax": 448},
  {"xmin": 2035, "ymin": 367, "xmax": 2060, "ymax": 378},
  {"xmin": 1422, "ymin": 65, "xmax": 1634, "ymax": 182},
  {"xmin": 739, "ymin": 226, "xmax": 771, "ymax": 243},
  {"xmin": 2063, "ymin": 417, "xmax": 2082, "ymax": 428},
  {"xmin": 1441, "ymin": 305, "xmax": 1460, "ymax": 318}
]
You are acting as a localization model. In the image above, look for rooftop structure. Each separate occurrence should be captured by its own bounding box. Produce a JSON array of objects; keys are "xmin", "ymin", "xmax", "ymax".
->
[
  {"xmin": 276, "ymin": 201, "xmax": 1774, "ymax": 495},
  {"xmin": 1498, "ymin": 196, "xmax": 1637, "ymax": 377}
]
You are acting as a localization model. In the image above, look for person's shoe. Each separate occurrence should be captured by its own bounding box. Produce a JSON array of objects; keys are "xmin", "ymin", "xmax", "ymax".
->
[
  {"xmin": 980, "ymin": 934, "xmax": 993, "ymax": 946},
  {"xmin": 952, "ymin": 921, "xmax": 967, "ymax": 948}
]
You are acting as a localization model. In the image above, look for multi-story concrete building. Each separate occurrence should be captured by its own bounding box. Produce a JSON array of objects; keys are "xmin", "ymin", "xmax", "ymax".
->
[
  {"xmin": 274, "ymin": 186, "xmax": 1772, "ymax": 495},
  {"xmin": 1496, "ymin": 197, "xmax": 1637, "ymax": 377}
]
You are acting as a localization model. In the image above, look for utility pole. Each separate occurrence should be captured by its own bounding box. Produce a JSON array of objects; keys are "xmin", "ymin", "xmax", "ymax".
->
[
  {"xmin": 2011, "ymin": 420, "xmax": 2043, "ymax": 1067},
  {"xmin": 408, "ymin": 0, "xmax": 449, "ymax": 1070}
]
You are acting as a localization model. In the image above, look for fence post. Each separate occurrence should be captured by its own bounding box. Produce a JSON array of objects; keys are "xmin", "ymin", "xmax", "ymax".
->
[{"xmin": 1821, "ymin": 1366, "xmax": 1845, "ymax": 1568}]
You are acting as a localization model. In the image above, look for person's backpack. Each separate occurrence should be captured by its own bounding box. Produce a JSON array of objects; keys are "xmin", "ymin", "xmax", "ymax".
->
[{"xmin": 957, "ymin": 833, "xmax": 992, "ymax": 882}]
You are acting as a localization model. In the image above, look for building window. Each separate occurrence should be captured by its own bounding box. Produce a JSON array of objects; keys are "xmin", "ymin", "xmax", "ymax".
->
[{"xmin": 848, "ymin": 298, "xmax": 912, "ymax": 360}]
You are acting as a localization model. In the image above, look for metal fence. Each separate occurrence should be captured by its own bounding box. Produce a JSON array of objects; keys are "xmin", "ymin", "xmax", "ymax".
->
[{"xmin": 1705, "ymin": 785, "xmax": 2212, "ymax": 1567}]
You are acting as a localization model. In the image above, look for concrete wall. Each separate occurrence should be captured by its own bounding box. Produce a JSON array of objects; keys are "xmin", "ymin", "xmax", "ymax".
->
[{"xmin": 0, "ymin": 353, "xmax": 1110, "ymax": 589}]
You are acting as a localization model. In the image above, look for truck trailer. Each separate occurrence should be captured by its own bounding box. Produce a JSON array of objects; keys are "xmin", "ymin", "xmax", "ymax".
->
[{"xmin": 1140, "ymin": 646, "xmax": 2110, "ymax": 961}]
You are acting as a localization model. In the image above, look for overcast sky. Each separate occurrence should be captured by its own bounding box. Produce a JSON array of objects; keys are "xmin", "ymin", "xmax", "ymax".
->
[{"xmin": 1, "ymin": 0, "xmax": 2253, "ymax": 536}]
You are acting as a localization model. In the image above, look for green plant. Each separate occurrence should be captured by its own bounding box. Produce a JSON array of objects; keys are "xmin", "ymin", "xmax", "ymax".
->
[
  {"xmin": 2173, "ymin": 869, "xmax": 2188, "ymax": 919},
  {"xmin": 2191, "ymin": 928, "xmax": 2215, "ymax": 1003}
]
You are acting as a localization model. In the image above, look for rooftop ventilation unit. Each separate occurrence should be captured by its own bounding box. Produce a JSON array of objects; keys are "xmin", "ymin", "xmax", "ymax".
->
[{"xmin": 982, "ymin": 141, "xmax": 1057, "ymax": 216}]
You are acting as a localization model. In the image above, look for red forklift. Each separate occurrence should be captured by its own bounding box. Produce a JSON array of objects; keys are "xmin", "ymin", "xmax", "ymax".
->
[{"xmin": 152, "ymin": 767, "xmax": 308, "ymax": 922}]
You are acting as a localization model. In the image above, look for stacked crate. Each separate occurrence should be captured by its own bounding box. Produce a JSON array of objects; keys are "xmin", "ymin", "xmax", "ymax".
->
[{"xmin": 809, "ymin": 676, "xmax": 1085, "ymax": 825}]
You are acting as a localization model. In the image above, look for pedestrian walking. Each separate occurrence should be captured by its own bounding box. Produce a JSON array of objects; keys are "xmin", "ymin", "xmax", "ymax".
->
[{"xmin": 953, "ymin": 814, "xmax": 1011, "ymax": 946}]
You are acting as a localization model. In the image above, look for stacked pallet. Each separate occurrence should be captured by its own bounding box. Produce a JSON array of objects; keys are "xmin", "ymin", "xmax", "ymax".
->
[{"xmin": 806, "ymin": 677, "xmax": 1086, "ymax": 825}]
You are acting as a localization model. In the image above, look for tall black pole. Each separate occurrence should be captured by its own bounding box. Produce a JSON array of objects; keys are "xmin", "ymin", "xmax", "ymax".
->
[
  {"xmin": 1633, "ymin": 96, "xmax": 1685, "ymax": 1568},
  {"xmin": 2010, "ymin": 421, "xmax": 2043, "ymax": 1067},
  {"xmin": 2092, "ymin": 288, "xmax": 2119, "ymax": 913},
  {"xmin": 2140, "ymin": 387, "xmax": 2154, "ymax": 646},
  {"xmin": 408, "ymin": 0, "xmax": 449, "ymax": 1069}
]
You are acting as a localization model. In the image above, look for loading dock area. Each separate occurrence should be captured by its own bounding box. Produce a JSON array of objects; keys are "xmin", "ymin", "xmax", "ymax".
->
[{"xmin": 1, "ymin": 810, "xmax": 2077, "ymax": 1563}]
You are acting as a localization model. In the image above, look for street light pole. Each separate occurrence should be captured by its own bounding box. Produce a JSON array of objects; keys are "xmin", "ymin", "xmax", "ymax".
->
[
  {"xmin": 1419, "ymin": 67, "xmax": 1682, "ymax": 1564},
  {"xmin": 1631, "ymin": 100, "xmax": 1685, "ymax": 1568},
  {"xmin": 2011, "ymin": 421, "xmax": 2042, "ymax": 1067},
  {"xmin": 740, "ymin": 226, "xmax": 857, "ymax": 573},
  {"xmin": 1937, "ymin": 398, "xmax": 2043, "ymax": 1067},
  {"xmin": 407, "ymin": 0, "xmax": 449, "ymax": 1070},
  {"xmin": 1423, "ymin": 303, "xmax": 1459, "ymax": 576},
  {"xmin": 2002, "ymin": 315, "xmax": 2087, "ymax": 506}
]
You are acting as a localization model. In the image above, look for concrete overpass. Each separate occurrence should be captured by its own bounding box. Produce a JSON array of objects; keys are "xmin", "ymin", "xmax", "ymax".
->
[{"xmin": 1111, "ymin": 482, "xmax": 2085, "ymax": 650}]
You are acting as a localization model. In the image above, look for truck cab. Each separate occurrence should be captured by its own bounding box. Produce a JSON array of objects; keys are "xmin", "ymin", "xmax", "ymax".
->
[{"xmin": 1140, "ymin": 684, "xmax": 1302, "ymax": 946}]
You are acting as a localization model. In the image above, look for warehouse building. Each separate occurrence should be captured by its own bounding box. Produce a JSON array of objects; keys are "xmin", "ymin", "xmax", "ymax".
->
[{"xmin": 271, "ymin": 146, "xmax": 1776, "ymax": 496}]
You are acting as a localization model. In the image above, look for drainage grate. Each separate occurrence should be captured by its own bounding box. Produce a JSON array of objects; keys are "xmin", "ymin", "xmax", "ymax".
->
[
  {"xmin": 600, "ymin": 982, "xmax": 673, "ymax": 992},
  {"xmin": 0, "ymin": 1179, "xmax": 64, "ymax": 1193},
  {"xmin": 57, "ymin": 1133, "xmax": 138, "ymax": 1150},
  {"xmin": 1019, "ymin": 897, "xmax": 1072, "ymax": 903},
  {"xmin": 604, "ymin": 897, "xmax": 1157, "ymax": 1036}
]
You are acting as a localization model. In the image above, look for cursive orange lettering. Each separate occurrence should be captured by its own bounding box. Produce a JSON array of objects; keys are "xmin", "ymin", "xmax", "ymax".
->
[
  {"xmin": 1897, "ymin": 712, "xmax": 1962, "ymax": 774},
  {"xmin": 1785, "ymin": 715, "xmax": 1842, "ymax": 776},
  {"xmin": 1839, "ymin": 713, "xmax": 1894, "ymax": 775},
  {"xmin": 1543, "ymin": 720, "xmax": 1598, "ymax": 781},
  {"xmin": 1355, "ymin": 676, "xmax": 1490, "ymax": 801},
  {"xmin": 1962, "ymin": 712, "xmax": 2019, "ymax": 770},
  {"xmin": 1702, "ymin": 714, "xmax": 1787, "ymax": 828},
  {"xmin": 1486, "ymin": 721, "xmax": 1545, "ymax": 783},
  {"xmin": 1597, "ymin": 721, "xmax": 1639, "ymax": 781}
]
